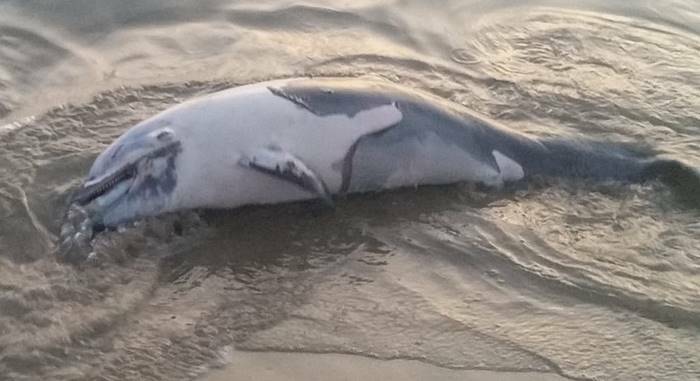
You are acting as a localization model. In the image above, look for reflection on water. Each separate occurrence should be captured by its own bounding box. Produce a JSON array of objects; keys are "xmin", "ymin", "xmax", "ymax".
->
[{"xmin": 1, "ymin": 1, "xmax": 700, "ymax": 381}]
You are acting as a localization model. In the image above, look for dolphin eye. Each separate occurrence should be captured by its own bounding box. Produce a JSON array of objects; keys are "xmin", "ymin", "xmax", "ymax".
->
[{"xmin": 154, "ymin": 128, "xmax": 175, "ymax": 142}]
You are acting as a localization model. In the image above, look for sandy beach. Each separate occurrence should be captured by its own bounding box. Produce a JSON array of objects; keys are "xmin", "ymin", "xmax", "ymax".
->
[{"xmin": 202, "ymin": 351, "xmax": 569, "ymax": 381}]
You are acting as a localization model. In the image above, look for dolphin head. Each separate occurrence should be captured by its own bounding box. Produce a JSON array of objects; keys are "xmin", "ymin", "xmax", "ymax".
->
[{"xmin": 72, "ymin": 119, "xmax": 183, "ymax": 227}]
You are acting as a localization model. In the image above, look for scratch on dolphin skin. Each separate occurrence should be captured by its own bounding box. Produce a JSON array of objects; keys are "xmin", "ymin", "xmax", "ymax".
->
[{"xmin": 268, "ymin": 86, "xmax": 317, "ymax": 115}]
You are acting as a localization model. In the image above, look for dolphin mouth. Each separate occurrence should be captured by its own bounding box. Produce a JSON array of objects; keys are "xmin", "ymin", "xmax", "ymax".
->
[{"xmin": 73, "ymin": 163, "xmax": 137, "ymax": 206}]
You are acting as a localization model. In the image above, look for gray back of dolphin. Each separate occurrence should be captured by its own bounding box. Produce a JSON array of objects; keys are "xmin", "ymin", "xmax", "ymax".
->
[{"xmin": 271, "ymin": 80, "xmax": 699, "ymax": 200}]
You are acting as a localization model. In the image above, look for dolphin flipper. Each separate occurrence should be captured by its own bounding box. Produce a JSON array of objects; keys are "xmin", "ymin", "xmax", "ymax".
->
[{"xmin": 239, "ymin": 146, "xmax": 334, "ymax": 206}]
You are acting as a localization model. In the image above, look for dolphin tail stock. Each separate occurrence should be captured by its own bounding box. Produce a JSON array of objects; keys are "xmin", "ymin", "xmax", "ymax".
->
[{"xmin": 518, "ymin": 137, "xmax": 700, "ymax": 204}]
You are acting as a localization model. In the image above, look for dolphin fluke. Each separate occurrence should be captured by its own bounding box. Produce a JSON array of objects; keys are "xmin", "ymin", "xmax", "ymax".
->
[{"xmin": 642, "ymin": 159, "xmax": 700, "ymax": 205}]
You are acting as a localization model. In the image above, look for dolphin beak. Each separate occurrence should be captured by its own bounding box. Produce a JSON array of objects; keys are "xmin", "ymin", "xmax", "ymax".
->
[{"xmin": 73, "ymin": 163, "xmax": 136, "ymax": 207}]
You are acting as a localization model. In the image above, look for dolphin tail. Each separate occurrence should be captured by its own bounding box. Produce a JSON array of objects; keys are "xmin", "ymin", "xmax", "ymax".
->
[
  {"xmin": 639, "ymin": 158, "xmax": 700, "ymax": 203},
  {"xmin": 520, "ymin": 138, "xmax": 700, "ymax": 204}
]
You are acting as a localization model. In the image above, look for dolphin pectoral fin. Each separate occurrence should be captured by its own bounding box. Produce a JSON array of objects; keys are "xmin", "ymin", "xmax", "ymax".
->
[{"xmin": 239, "ymin": 147, "xmax": 334, "ymax": 206}]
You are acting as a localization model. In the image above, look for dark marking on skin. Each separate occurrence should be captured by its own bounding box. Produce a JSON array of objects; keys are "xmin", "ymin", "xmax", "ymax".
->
[
  {"xmin": 268, "ymin": 83, "xmax": 394, "ymax": 117},
  {"xmin": 137, "ymin": 142, "xmax": 181, "ymax": 199},
  {"xmin": 157, "ymin": 130, "xmax": 173, "ymax": 142},
  {"xmin": 339, "ymin": 140, "xmax": 360, "ymax": 194},
  {"xmin": 138, "ymin": 153, "xmax": 178, "ymax": 199}
]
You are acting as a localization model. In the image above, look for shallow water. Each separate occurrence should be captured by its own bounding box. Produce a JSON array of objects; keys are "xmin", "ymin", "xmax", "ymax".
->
[{"xmin": 1, "ymin": 1, "xmax": 700, "ymax": 380}]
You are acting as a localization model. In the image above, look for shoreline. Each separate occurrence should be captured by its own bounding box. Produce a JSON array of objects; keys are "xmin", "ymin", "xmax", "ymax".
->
[{"xmin": 201, "ymin": 350, "xmax": 570, "ymax": 381}]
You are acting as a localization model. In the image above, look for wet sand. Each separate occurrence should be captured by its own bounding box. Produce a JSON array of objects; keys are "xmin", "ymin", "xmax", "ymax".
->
[{"xmin": 202, "ymin": 351, "xmax": 569, "ymax": 381}]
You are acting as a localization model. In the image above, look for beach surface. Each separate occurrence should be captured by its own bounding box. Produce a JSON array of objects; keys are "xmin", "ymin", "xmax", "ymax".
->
[{"xmin": 202, "ymin": 351, "xmax": 569, "ymax": 381}]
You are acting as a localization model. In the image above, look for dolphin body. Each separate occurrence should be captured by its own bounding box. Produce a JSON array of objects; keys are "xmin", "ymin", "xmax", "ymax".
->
[{"xmin": 71, "ymin": 78, "xmax": 698, "ymax": 229}]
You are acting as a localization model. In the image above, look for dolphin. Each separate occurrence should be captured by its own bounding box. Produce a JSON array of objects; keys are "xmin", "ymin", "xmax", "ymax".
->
[{"xmin": 70, "ymin": 78, "xmax": 699, "ymax": 233}]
